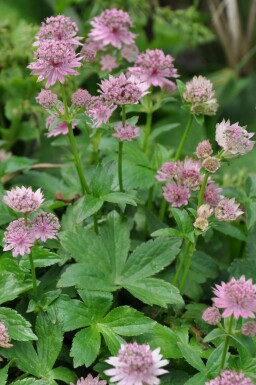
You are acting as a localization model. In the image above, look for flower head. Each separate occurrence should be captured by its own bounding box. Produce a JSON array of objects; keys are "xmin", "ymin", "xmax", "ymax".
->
[
  {"xmin": 204, "ymin": 181, "xmax": 222, "ymax": 206},
  {"xmin": 0, "ymin": 323, "xmax": 12, "ymax": 348},
  {"xmin": 3, "ymin": 219, "xmax": 35, "ymax": 257},
  {"xmin": 100, "ymin": 54, "xmax": 119, "ymax": 71},
  {"xmin": 178, "ymin": 158, "xmax": 202, "ymax": 191},
  {"xmin": 206, "ymin": 370, "xmax": 254, "ymax": 385},
  {"xmin": 86, "ymin": 96, "xmax": 116, "ymax": 128},
  {"xmin": 202, "ymin": 306, "xmax": 221, "ymax": 325},
  {"xmin": 216, "ymin": 119, "xmax": 255, "ymax": 158},
  {"xmin": 99, "ymin": 73, "xmax": 148, "ymax": 105},
  {"xmin": 193, "ymin": 217, "xmax": 209, "ymax": 231},
  {"xmin": 36, "ymin": 89, "xmax": 58, "ymax": 109},
  {"xmin": 212, "ymin": 276, "xmax": 256, "ymax": 319},
  {"xmin": 32, "ymin": 212, "xmax": 60, "ymax": 242},
  {"xmin": 163, "ymin": 182, "xmax": 190, "ymax": 207},
  {"xmin": 129, "ymin": 49, "xmax": 179, "ymax": 89},
  {"xmin": 156, "ymin": 162, "xmax": 178, "ymax": 182},
  {"xmin": 3, "ymin": 186, "xmax": 44, "ymax": 214},
  {"xmin": 202, "ymin": 156, "xmax": 221, "ymax": 173},
  {"xmin": 72, "ymin": 89, "xmax": 91, "ymax": 108},
  {"xmin": 121, "ymin": 44, "xmax": 139, "ymax": 62},
  {"xmin": 196, "ymin": 140, "xmax": 213, "ymax": 159},
  {"xmin": 28, "ymin": 40, "xmax": 82, "ymax": 88},
  {"xmin": 89, "ymin": 8, "xmax": 136, "ymax": 49},
  {"xmin": 113, "ymin": 122, "xmax": 140, "ymax": 141},
  {"xmin": 71, "ymin": 374, "xmax": 107, "ymax": 385},
  {"xmin": 81, "ymin": 42, "xmax": 98, "ymax": 62},
  {"xmin": 215, "ymin": 197, "xmax": 243, "ymax": 221},
  {"xmin": 197, "ymin": 204, "xmax": 213, "ymax": 219},
  {"xmin": 105, "ymin": 342, "xmax": 168, "ymax": 385},
  {"xmin": 0, "ymin": 149, "xmax": 11, "ymax": 162},
  {"xmin": 241, "ymin": 321, "xmax": 256, "ymax": 337}
]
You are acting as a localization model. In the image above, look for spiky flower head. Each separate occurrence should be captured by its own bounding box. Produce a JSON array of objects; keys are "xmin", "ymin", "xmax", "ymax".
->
[
  {"xmin": 241, "ymin": 321, "xmax": 256, "ymax": 337},
  {"xmin": 204, "ymin": 181, "xmax": 222, "ymax": 206},
  {"xmin": 72, "ymin": 89, "xmax": 91, "ymax": 108},
  {"xmin": 178, "ymin": 158, "xmax": 202, "ymax": 191},
  {"xmin": 215, "ymin": 197, "xmax": 243, "ymax": 221},
  {"xmin": 193, "ymin": 217, "xmax": 209, "ymax": 231},
  {"xmin": 121, "ymin": 44, "xmax": 139, "ymax": 62},
  {"xmin": 202, "ymin": 306, "xmax": 222, "ymax": 325},
  {"xmin": 36, "ymin": 89, "xmax": 58, "ymax": 109},
  {"xmin": 216, "ymin": 119, "xmax": 255, "ymax": 158},
  {"xmin": 3, "ymin": 186, "xmax": 44, "ymax": 214},
  {"xmin": 100, "ymin": 54, "xmax": 119, "ymax": 72},
  {"xmin": 163, "ymin": 182, "xmax": 190, "ymax": 208},
  {"xmin": 86, "ymin": 96, "xmax": 117, "ymax": 128},
  {"xmin": 206, "ymin": 370, "xmax": 254, "ymax": 385},
  {"xmin": 105, "ymin": 342, "xmax": 168, "ymax": 385},
  {"xmin": 99, "ymin": 73, "xmax": 148, "ymax": 105},
  {"xmin": 113, "ymin": 122, "xmax": 140, "ymax": 141},
  {"xmin": 71, "ymin": 374, "xmax": 107, "ymax": 385},
  {"xmin": 3, "ymin": 219, "xmax": 35, "ymax": 257},
  {"xmin": 212, "ymin": 276, "xmax": 256, "ymax": 319},
  {"xmin": 202, "ymin": 156, "xmax": 221, "ymax": 173},
  {"xmin": 89, "ymin": 8, "xmax": 136, "ymax": 49},
  {"xmin": 0, "ymin": 323, "xmax": 12, "ymax": 348},
  {"xmin": 197, "ymin": 204, "xmax": 213, "ymax": 219},
  {"xmin": 81, "ymin": 42, "xmax": 98, "ymax": 63},
  {"xmin": 129, "ymin": 49, "xmax": 178, "ymax": 89},
  {"xmin": 156, "ymin": 162, "xmax": 178, "ymax": 182},
  {"xmin": 196, "ymin": 140, "xmax": 213, "ymax": 159},
  {"xmin": 32, "ymin": 212, "xmax": 60, "ymax": 242}
]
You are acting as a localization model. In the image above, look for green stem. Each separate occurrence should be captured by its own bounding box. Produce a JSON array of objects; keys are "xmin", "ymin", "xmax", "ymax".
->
[
  {"xmin": 61, "ymin": 85, "xmax": 90, "ymax": 195},
  {"xmin": 122, "ymin": 105, "xmax": 126, "ymax": 127},
  {"xmin": 118, "ymin": 141, "xmax": 124, "ymax": 192},
  {"xmin": 198, "ymin": 172, "xmax": 210, "ymax": 207},
  {"xmin": 219, "ymin": 315, "xmax": 234, "ymax": 372},
  {"xmin": 159, "ymin": 198, "xmax": 167, "ymax": 221},
  {"xmin": 174, "ymin": 114, "xmax": 193, "ymax": 161},
  {"xmin": 172, "ymin": 241, "xmax": 190, "ymax": 286},
  {"xmin": 28, "ymin": 252, "xmax": 38, "ymax": 301},
  {"xmin": 143, "ymin": 110, "xmax": 153, "ymax": 152},
  {"xmin": 93, "ymin": 212, "xmax": 99, "ymax": 234},
  {"xmin": 179, "ymin": 239, "xmax": 197, "ymax": 292},
  {"xmin": 147, "ymin": 186, "xmax": 154, "ymax": 210}
]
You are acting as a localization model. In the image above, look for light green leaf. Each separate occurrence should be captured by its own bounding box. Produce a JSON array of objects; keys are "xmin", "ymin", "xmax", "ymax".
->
[
  {"xmin": 184, "ymin": 373, "xmax": 207, "ymax": 385},
  {"xmin": 0, "ymin": 272, "xmax": 31, "ymax": 305},
  {"xmin": 177, "ymin": 342, "xmax": 206, "ymax": 373},
  {"xmin": 71, "ymin": 327, "xmax": 101, "ymax": 367},
  {"xmin": 72, "ymin": 196, "xmax": 104, "ymax": 224},
  {"xmin": 0, "ymin": 307, "xmax": 37, "ymax": 341},
  {"xmin": 213, "ymin": 221, "xmax": 246, "ymax": 241},
  {"xmin": 51, "ymin": 367, "xmax": 76, "ymax": 384},
  {"xmin": 0, "ymin": 363, "xmax": 9, "ymax": 385},
  {"xmin": 100, "ymin": 327, "xmax": 125, "ymax": 355},
  {"xmin": 206, "ymin": 343, "xmax": 225, "ymax": 376},
  {"xmin": 151, "ymin": 228, "xmax": 183, "ymax": 238},
  {"xmin": 102, "ymin": 192, "xmax": 137, "ymax": 206},
  {"xmin": 20, "ymin": 247, "xmax": 62, "ymax": 269}
]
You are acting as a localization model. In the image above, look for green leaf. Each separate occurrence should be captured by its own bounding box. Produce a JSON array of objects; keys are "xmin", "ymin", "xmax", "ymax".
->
[
  {"xmin": 71, "ymin": 196, "xmax": 104, "ymax": 224},
  {"xmin": 77, "ymin": 290, "xmax": 113, "ymax": 320},
  {"xmin": 171, "ymin": 209, "xmax": 194, "ymax": 238},
  {"xmin": 10, "ymin": 380, "xmax": 51, "ymax": 385},
  {"xmin": 0, "ymin": 272, "xmax": 31, "ymax": 304},
  {"xmin": 0, "ymin": 307, "xmax": 37, "ymax": 341},
  {"xmin": 229, "ymin": 258, "xmax": 256, "ymax": 280},
  {"xmin": 91, "ymin": 164, "xmax": 113, "ymax": 196},
  {"xmin": 184, "ymin": 373, "xmax": 207, "ymax": 385},
  {"xmin": 206, "ymin": 343, "xmax": 225, "ymax": 376},
  {"xmin": 151, "ymin": 228, "xmax": 183, "ymax": 238},
  {"xmin": 35, "ymin": 313, "xmax": 63, "ymax": 371},
  {"xmin": 20, "ymin": 247, "xmax": 62, "ymax": 269},
  {"xmin": 0, "ymin": 363, "xmax": 9, "ymax": 385},
  {"xmin": 71, "ymin": 327, "xmax": 101, "ymax": 367},
  {"xmin": 229, "ymin": 334, "xmax": 256, "ymax": 356},
  {"xmin": 176, "ymin": 79, "xmax": 186, "ymax": 98},
  {"xmin": 203, "ymin": 328, "xmax": 224, "ymax": 343},
  {"xmin": 160, "ymin": 371, "xmax": 190, "ymax": 385},
  {"xmin": 102, "ymin": 192, "xmax": 137, "ymax": 206},
  {"xmin": 99, "ymin": 327, "xmax": 125, "ymax": 355},
  {"xmin": 177, "ymin": 342, "xmax": 206, "ymax": 373},
  {"xmin": 124, "ymin": 278, "xmax": 183, "ymax": 307},
  {"xmin": 213, "ymin": 221, "xmax": 246, "ymax": 241},
  {"xmin": 50, "ymin": 367, "xmax": 76, "ymax": 384}
]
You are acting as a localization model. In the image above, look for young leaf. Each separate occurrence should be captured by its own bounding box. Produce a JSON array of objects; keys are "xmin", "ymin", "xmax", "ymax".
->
[
  {"xmin": 71, "ymin": 195, "xmax": 104, "ymax": 224},
  {"xmin": 177, "ymin": 341, "xmax": 206, "ymax": 373},
  {"xmin": 71, "ymin": 327, "xmax": 101, "ymax": 367},
  {"xmin": 0, "ymin": 307, "xmax": 37, "ymax": 341}
]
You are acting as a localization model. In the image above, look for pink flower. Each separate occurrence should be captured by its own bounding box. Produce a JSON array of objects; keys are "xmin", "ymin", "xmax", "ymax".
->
[
  {"xmin": 156, "ymin": 162, "xmax": 178, "ymax": 182},
  {"xmin": 129, "ymin": 49, "xmax": 179, "ymax": 89},
  {"xmin": 163, "ymin": 182, "xmax": 190, "ymax": 207},
  {"xmin": 89, "ymin": 8, "xmax": 136, "ymax": 49},
  {"xmin": 33, "ymin": 15, "xmax": 81, "ymax": 47},
  {"xmin": 202, "ymin": 156, "xmax": 221, "ymax": 173},
  {"xmin": 28, "ymin": 40, "xmax": 82, "ymax": 88},
  {"xmin": 32, "ymin": 212, "xmax": 60, "ymax": 242},
  {"xmin": 100, "ymin": 54, "xmax": 119, "ymax": 71},
  {"xmin": 71, "ymin": 374, "xmax": 106, "ymax": 385},
  {"xmin": 206, "ymin": 370, "xmax": 254, "ymax": 385},
  {"xmin": 46, "ymin": 107, "xmax": 78, "ymax": 137},
  {"xmin": 195, "ymin": 140, "xmax": 213, "ymax": 159},
  {"xmin": 72, "ymin": 89, "xmax": 91, "ymax": 108},
  {"xmin": 105, "ymin": 342, "xmax": 168, "ymax": 385},
  {"xmin": 197, "ymin": 204, "xmax": 213, "ymax": 219},
  {"xmin": 0, "ymin": 149, "xmax": 11, "ymax": 162},
  {"xmin": 204, "ymin": 181, "xmax": 222, "ymax": 206},
  {"xmin": 0, "ymin": 323, "xmax": 12, "ymax": 348},
  {"xmin": 3, "ymin": 186, "xmax": 44, "ymax": 214},
  {"xmin": 212, "ymin": 276, "xmax": 256, "ymax": 319},
  {"xmin": 36, "ymin": 89, "xmax": 58, "ymax": 109},
  {"xmin": 86, "ymin": 96, "xmax": 117, "ymax": 128},
  {"xmin": 121, "ymin": 44, "xmax": 139, "ymax": 62},
  {"xmin": 193, "ymin": 217, "xmax": 209, "ymax": 231},
  {"xmin": 215, "ymin": 197, "xmax": 243, "ymax": 221},
  {"xmin": 113, "ymin": 122, "xmax": 140, "ymax": 141},
  {"xmin": 3, "ymin": 219, "xmax": 35, "ymax": 257},
  {"xmin": 241, "ymin": 321, "xmax": 256, "ymax": 337},
  {"xmin": 216, "ymin": 119, "xmax": 255, "ymax": 158},
  {"xmin": 178, "ymin": 158, "xmax": 202, "ymax": 191},
  {"xmin": 202, "ymin": 306, "xmax": 221, "ymax": 325},
  {"xmin": 99, "ymin": 73, "xmax": 148, "ymax": 105},
  {"xmin": 81, "ymin": 41, "xmax": 99, "ymax": 63}
]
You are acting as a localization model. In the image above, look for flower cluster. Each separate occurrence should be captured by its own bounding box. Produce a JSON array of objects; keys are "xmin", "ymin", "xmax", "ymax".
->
[
  {"xmin": 86, "ymin": 96, "xmax": 117, "ymax": 128},
  {"xmin": 28, "ymin": 15, "xmax": 82, "ymax": 88},
  {"xmin": 113, "ymin": 122, "xmax": 140, "ymax": 141},
  {"xmin": 206, "ymin": 370, "xmax": 254, "ymax": 385},
  {"xmin": 0, "ymin": 323, "xmax": 12, "ymax": 348},
  {"xmin": 45, "ymin": 106, "xmax": 78, "ymax": 137},
  {"xmin": 202, "ymin": 306, "xmax": 221, "ymax": 325},
  {"xmin": 193, "ymin": 204, "xmax": 213, "ymax": 231},
  {"xmin": 3, "ymin": 187, "xmax": 60, "ymax": 257},
  {"xmin": 71, "ymin": 374, "xmax": 106, "ymax": 385},
  {"xmin": 105, "ymin": 342, "xmax": 168, "ymax": 385}
]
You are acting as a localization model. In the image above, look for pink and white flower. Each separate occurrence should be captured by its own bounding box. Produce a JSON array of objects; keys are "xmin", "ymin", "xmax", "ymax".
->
[
  {"xmin": 100, "ymin": 54, "xmax": 119, "ymax": 71},
  {"xmin": 113, "ymin": 122, "xmax": 140, "ymax": 141},
  {"xmin": 3, "ymin": 186, "xmax": 44, "ymax": 214},
  {"xmin": 71, "ymin": 374, "xmax": 106, "ymax": 385},
  {"xmin": 206, "ymin": 370, "xmax": 254, "ymax": 385},
  {"xmin": 86, "ymin": 96, "xmax": 117, "ymax": 128},
  {"xmin": 215, "ymin": 197, "xmax": 243, "ymax": 221},
  {"xmin": 163, "ymin": 182, "xmax": 190, "ymax": 207},
  {"xmin": 202, "ymin": 306, "xmax": 221, "ymax": 325},
  {"xmin": 3, "ymin": 219, "xmax": 35, "ymax": 257},
  {"xmin": 0, "ymin": 323, "xmax": 13, "ymax": 348},
  {"xmin": 32, "ymin": 212, "xmax": 60, "ymax": 242}
]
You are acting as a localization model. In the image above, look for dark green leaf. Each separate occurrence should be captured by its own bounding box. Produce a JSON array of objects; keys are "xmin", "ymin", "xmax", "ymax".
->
[
  {"xmin": 0, "ymin": 307, "xmax": 37, "ymax": 341},
  {"xmin": 71, "ymin": 327, "xmax": 101, "ymax": 367}
]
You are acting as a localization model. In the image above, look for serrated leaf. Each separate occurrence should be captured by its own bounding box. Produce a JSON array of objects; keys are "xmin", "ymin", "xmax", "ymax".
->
[
  {"xmin": 0, "ymin": 307, "xmax": 37, "ymax": 341},
  {"xmin": 213, "ymin": 221, "xmax": 246, "ymax": 241},
  {"xmin": 206, "ymin": 343, "xmax": 225, "ymax": 376},
  {"xmin": 50, "ymin": 367, "xmax": 76, "ymax": 384},
  {"xmin": 102, "ymin": 192, "xmax": 137, "ymax": 206},
  {"xmin": 151, "ymin": 228, "xmax": 183, "ymax": 238},
  {"xmin": 77, "ymin": 290, "xmax": 113, "ymax": 320},
  {"xmin": 100, "ymin": 327, "xmax": 125, "ymax": 355},
  {"xmin": 184, "ymin": 373, "xmax": 206, "ymax": 385},
  {"xmin": 10, "ymin": 380, "xmax": 51, "ymax": 385},
  {"xmin": 171, "ymin": 209, "xmax": 194, "ymax": 237},
  {"xmin": 71, "ymin": 196, "xmax": 104, "ymax": 224},
  {"xmin": 203, "ymin": 328, "xmax": 224, "ymax": 343},
  {"xmin": 0, "ymin": 363, "xmax": 9, "ymax": 385},
  {"xmin": 71, "ymin": 327, "xmax": 101, "ymax": 368},
  {"xmin": 20, "ymin": 247, "xmax": 62, "ymax": 269},
  {"xmin": 177, "ymin": 342, "xmax": 206, "ymax": 373},
  {"xmin": 0, "ymin": 272, "xmax": 32, "ymax": 305}
]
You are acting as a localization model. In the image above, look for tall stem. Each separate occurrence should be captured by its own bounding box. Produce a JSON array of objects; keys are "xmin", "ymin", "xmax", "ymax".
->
[
  {"xmin": 143, "ymin": 110, "xmax": 153, "ymax": 152},
  {"xmin": 198, "ymin": 172, "xmax": 210, "ymax": 207},
  {"xmin": 179, "ymin": 239, "xmax": 197, "ymax": 293},
  {"xmin": 29, "ymin": 252, "xmax": 38, "ymax": 301},
  {"xmin": 118, "ymin": 141, "xmax": 124, "ymax": 192},
  {"xmin": 219, "ymin": 315, "xmax": 234, "ymax": 372},
  {"xmin": 159, "ymin": 198, "xmax": 167, "ymax": 221},
  {"xmin": 172, "ymin": 240, "xmax": 190, "ymax": 286},
  {"xmin": 174, "ymin": 114, "xmax": 193, "ymax": 161},
  {"xmin": 61, "ymin": 85, "xmax": 90, "ymax": 195}
]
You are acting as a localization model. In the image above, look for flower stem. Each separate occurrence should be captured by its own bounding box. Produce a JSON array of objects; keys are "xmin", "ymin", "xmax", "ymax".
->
[
  {"xmin": 179, "ymin": 239, "xmax": 197, "ymax": 293},
  {"xmin": 198, "ymin": 171, "xmax": 210, "ymax": 207},
  {"xmin": 159, "ymin": 198, "xmax": 167, "ymax": 221},
  {"xmin": 172, "ymin": 240, "xmax": 190, "ymax": 287},
  {"xmin": 142, "ymin": 91, "xmax": 153, "ymax": 152},
  {"xmin": 118, "ymin": 141, "xmax": 124, "ymax": 192},
  {"xmin": 29, "ymin": 252, "xmax": 38, "ymax": 301},
  {"xmin": 122, "ymin": 104, "xmax": 126, "ymax": 127},
  {"xmin": 174, "ymin": 114, "xmax": 193, "ymax": 161},
  {"xmin": 219, "ymin": 315, "xmax": 234, "ymax": 372}
]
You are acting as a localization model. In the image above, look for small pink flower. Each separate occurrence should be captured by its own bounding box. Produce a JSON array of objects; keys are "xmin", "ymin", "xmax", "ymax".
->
[
  {"xmin": 0, "ymin": 323, "xmax": 13, "ymax": 348},
  {"xmin": 178, "ymin": 158, "xmax": 202, "ymax": 191},
  {"xmin": 156, "ymin": 162, "xmax": 178, "ymax": 182},
  {"xmin": 36, "ymin": 89, "xmax": 58, "ymax": 109},
  {"xmin": 129, "ymin": 49, "xmax": 179, "ymax": 89},
  {"xmin": 89, "ymin": 8, "xmax": 136, "ymax": 49},
  {"xmin": 113, "ymin": 122, "xmax": 140, "ymax": 141},
  {"xmin": 32, "ymin": 212, "xmax": 60, "ymax": 242},
  {"xmin": 202, "ymin": 156, "xmax": 221, "ymax": 173},
  {"xmin": 206, "ymin": 370, "xmax": 254, "ymax": 385},
  {"xmin": 3, "ymin": 219, "xmax": 35, "ymax": 257},
  {"xmin": 241, "ymin": 321, "xmax": 256, "ymax": 337},
  {"xmin": 81, "ymin": 41, "xmax": 99, "ymax": 63},
  {"xmin": 204, "ymin": 181, "xmax": 222, "ymax": 206},
  {"xmin": 197, "ymin": 204, "xmax": 213, "ymax": 219},
  {"xmin": 121, "ymin": 44, "xmax": 139, "ymax": 62},
  {"xmin": 28, "ymin": 40, "xmax": 82, "ymax": 88},
  {"xmin": 72, "ymin": 89, "xmax": 91, "ymax": 108},
  {"xmin": 71, "ymin": 374, "xmax": 107, "ymax": 385},
  {"xmin": 99, "ymin": 73, "xmax": 148, "ymax": 105},
  {"xmin": 215, "ymin": 197, "xmax": 243, "ymax": 221},
  {"xmin": 46, "ymin": 107, "xmax": 78, "ymax": 137},
  {"xmin": 216, "ymin": 119, "xmax": 255, "ymax": 158},
  {"xmin": 202, "ymin": 306, "xmax": 221, "ymax": 325},
  {"xmin": 163, "ymin": 182, "xmax": 190, "ymax": 207},
  {"xmin": 105, "ymin": 342, "xmax": 168, "ymax": 385},
  {"xmin": 0, "ymin": 149, "xmax": 11, "ymax": 162},
  {"xmin": 3, "ymin": 186, "xmax": 44, "ymax": 214},
  {"xmin": 193, "ymin": 217, "xmax": 209, "ymax": 231},
  {"xmin": 196, "ymin": 140, "xmax": 213, "ymax": 159},
  {"xmin": 100, "ymin": 54, "xmax": 119, "ymax": 71},
  {"xmin": 212, "ymin": 276, "xmax": 256, "ymax": 319},
  {"xmin": 86, "ymin": 96, "xmax": 117, "ymax": 128}
]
